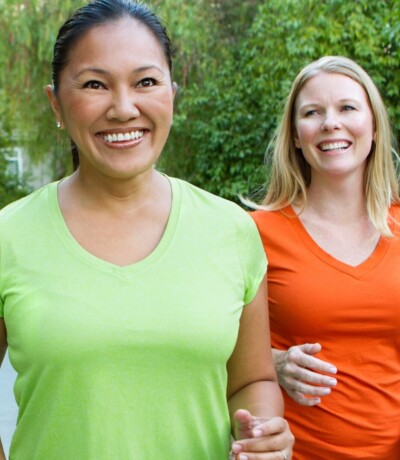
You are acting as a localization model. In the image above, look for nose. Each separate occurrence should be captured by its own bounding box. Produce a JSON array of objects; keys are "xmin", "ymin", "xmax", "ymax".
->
[
  {"xmin": 321, "ymin": 111, "xmax": 341, "ymax": 131},
  {"xmin": 106, "ymin": 88, "xmax": 140, "ymax": 121}
]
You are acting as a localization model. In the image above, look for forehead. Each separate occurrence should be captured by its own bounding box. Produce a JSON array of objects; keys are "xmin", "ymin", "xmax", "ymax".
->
[
  {"xmin": 65, "ymin": 17, "xmax": 169, "ymax": 73},
  {"xmin": 296, "ymin": 72, "xmax": 369, "ymax": 106}
]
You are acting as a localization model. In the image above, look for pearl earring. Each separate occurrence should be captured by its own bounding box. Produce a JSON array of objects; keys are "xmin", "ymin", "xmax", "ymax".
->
[{"xmin": 56, "ymin": 121, "xmax": 61, "ymax": 129}]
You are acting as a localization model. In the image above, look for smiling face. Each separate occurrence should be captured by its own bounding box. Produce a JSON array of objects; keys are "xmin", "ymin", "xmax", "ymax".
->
[
  {"xmin": 293, "ymin": 72, "xmax": 375, "ymax": 182},
  {"xmin": 47, "ymin": 17, "xmax": 176, "ymax": 181}
]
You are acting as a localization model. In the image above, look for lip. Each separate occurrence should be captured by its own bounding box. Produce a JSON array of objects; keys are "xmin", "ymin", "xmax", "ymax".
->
[
  {"xmin": 96, "ymin": 127, "xmax": 148, "ymax": 135},
  {"xmin": 317, "ymin": 138, "xmax": 352, "ymax": 152},
  {"xmin": 96, "ymin": 128, "xmax": 148, "ymax": 149}
]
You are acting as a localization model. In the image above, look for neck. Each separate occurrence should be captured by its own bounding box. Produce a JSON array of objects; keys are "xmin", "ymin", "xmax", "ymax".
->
[
  {"xmin": 303, "ymin": 172, "xmax": 367, "ymax": 222},
  {"xmin": 60, "ymin": 168, "xmax": 169, "ymax": 214}
]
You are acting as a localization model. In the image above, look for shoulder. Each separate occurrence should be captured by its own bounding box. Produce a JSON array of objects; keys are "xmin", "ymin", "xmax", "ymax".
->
[
  {"xmin": 250, "ymin": 207, "xmax": 293, "ymax": 231},
  {"xmin": 390, "ymin": 204, "xmax": 400, "ymax": 235},
  {"xmin": 172, "ymin": 177, "xmax": 254, "ymax": 228},
  {"xmin": 249, "ymin": 207, "xmax": 300, "ymax": 253},
  {"xmin": 0, "ymin": 182, "xmax": 55, "ymax": 229},
  {"xmin": 170, "ymin": 178, "xmax": 266, "ymax": 281},
  {"xmin": 390, "ymin": 203, "xmax": 400, "ymax": 218}
]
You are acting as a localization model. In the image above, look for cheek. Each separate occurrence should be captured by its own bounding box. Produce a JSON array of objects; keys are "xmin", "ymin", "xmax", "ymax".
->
[
  {"xmin": 351, "ymin": 116, "xmax": 375, "ymax": 143},
  {"xmin": 294, "ymin": 121, "xmax": 317, "ymax": 148},
  {"xmin": 58, "ymin": 99, "xmax": 85, "ymax": 127},
  {"xmin": 58, "ymin": 90, "xmax": 106, "ymax": 126},
  {"xmin": 153, "ymin": 93, "xmax": 174, "ymax": 116},
  {"xmin": 68, "ymin": 99, "xmax": 99, "ymax": 118}
]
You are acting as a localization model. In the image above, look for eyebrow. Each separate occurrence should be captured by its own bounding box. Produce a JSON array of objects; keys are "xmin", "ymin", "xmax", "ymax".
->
[
  {"xmin": 73, "ymin": 65, "xmax": 166, "ymax": 79},
  {"xmin": 298, "ymin": 98, "xmax": 361, "ymax": 110}
]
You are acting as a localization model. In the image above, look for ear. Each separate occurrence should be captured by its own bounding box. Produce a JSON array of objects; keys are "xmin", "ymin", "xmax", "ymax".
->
[
  {"xmin": 46, "ymin": 85, "xmax": 64, "ymax": 128},
  {"xmin": 172, "ymin": 82, "xmax": 178, "ymax": 99},
  {"xmin": 293, "ymin": 129, "xmax": 301, "ymax": 149}
]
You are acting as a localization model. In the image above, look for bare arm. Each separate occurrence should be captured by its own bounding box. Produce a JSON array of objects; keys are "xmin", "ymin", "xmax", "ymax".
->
[
  {"xmin": 227, "ymin": 279, "xmax": 294, "ymax": 458},
  {"xmin": 227, "ymin": 280, "xmax": 282, "ymax": 422},
  {"xmin": 0, "ymin": 318, "xmax": 8, "ymax": 460}
]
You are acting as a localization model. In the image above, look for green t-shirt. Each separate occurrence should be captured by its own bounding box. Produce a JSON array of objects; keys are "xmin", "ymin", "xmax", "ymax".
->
[{"xmin": 0, "ymin": 177, "xmax": 266, "ymax": 459}]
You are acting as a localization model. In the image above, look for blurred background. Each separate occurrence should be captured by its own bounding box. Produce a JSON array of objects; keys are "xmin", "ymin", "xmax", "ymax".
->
[{"xmin": 0, "ymin": 0, "xmax": 399, "ymax": 206}]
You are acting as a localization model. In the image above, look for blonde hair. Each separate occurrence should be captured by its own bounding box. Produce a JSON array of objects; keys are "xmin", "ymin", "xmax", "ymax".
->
[{"xmin": 261, "ymin": 56, "xmax": 400, "ymax": 236}]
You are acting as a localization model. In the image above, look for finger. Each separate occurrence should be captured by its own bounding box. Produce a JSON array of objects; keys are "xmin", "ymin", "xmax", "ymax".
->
[
  {"xmin": 284, "ymin": 372, "xmax": 337, "ymax": 392},
  {"xmin": 286, "ymin": 347, "xmax": 337, "ymax": 375},
  {"xmin": 232, "ymin": 440, "xmax": 293, "ymax": 460},
  {"xmin": 232, "ymin": 417, "xmax": 292, "ymax": 453},
  {"xmin": 233, "ymin": 453, "xmax": 290, "ymax": 460},
  {"xmin": 234, "ymin": 409, "xmax": 254, "ymax": 438},
  {"xmin": 299, "ymin": 342, "xmax": 322, "ymax": 355},
  {"xmin": 251, "ymin": 416, "xmax": 288, "ymax": 438},
  {"xmin": 232, "ymin": 436, "xmax": 286, "ymax": 455},
  {"xmin": 288, "ymin": 389, "xmax": 321, "ymax": 406}
]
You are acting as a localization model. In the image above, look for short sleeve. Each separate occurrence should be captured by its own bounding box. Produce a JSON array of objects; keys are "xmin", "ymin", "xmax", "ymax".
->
[{"xmin": 237, "ymin": 213, "xmax": 267, "ymax": 305}]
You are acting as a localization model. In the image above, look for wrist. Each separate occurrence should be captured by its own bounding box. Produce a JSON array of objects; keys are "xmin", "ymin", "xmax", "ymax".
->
[{"xmin": 272, "ymin": 348, "xmax": 287, "ymax": 370}]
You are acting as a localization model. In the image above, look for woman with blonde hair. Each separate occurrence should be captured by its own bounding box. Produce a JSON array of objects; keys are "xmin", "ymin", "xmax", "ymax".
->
[{"xmin": 251, "ymin": 56, "xmax": 400, "ymax": 459}]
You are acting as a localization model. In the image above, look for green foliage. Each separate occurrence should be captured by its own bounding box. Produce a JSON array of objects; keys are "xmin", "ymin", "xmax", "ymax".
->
[
  {"xmin": 0, "ymin": 156, "xmax": 29, "ymax": 209},
  {"xmin": 0, "ymin": 0, "xmax": 86, "ymax": 175},
  {"xmin": 161, "ymin": 0, "xmax": 400, "ymax": 201},
  {"xmin": 0, "ymin": 125, "xmax": 30, "ymax": 209},
  {"xmin": 0, "ymin": 0, "xmax": 399, "ymax": 202}
]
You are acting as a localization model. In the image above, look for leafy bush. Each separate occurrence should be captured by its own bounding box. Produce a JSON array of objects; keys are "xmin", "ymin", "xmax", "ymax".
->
[
  {"xmin": 0, "ymin": 0, "xmax": 399, "ymax": 202},
  {"xmin": 161, "ymin": 0, "xmax": 400, "ymax": 202},
  {"xmin": 0, "ymin": 153, "xmax": 30, "ymax": 209}
]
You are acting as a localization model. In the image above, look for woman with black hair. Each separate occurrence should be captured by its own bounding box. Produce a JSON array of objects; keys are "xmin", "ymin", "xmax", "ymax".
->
[{"xmin": 0, "ymin": 1, "xmax": 293, "ymax": 459}]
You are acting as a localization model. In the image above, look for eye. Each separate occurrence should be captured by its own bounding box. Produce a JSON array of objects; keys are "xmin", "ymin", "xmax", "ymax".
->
[
  {"xmin": 137, "ymin": 78, "xmax": 156, "ymax": 88},
  {"xmin": 304, "ymin": 109, "xmax": 318, "ymax": 117},
  {"xmin": 82, "ymin": 80, "xmax": 106, "ymax": 90},
  {"xmin": 342, "ymin": 105, "xmax": 356, "ymax": 111}
]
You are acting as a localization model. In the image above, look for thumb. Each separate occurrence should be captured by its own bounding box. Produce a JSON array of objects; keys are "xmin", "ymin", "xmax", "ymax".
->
[
  {"xmin": 300, "ymin": 343, "xmax": 322, "ymax": 355},
  {"xmin": 233, "ymin": 409, "xmax": 253, "ymax": 439}
]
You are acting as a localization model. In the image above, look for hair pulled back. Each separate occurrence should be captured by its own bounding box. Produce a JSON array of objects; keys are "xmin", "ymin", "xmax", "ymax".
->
[{"xmin": 51, "ymin": 0, "xmax": 173, "ymax": 169}]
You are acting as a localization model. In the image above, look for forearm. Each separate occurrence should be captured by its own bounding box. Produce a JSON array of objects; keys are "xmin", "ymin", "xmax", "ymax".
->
[{"xmin": 228, "ymin": 380, "xmax": 284, "ymax": 438}]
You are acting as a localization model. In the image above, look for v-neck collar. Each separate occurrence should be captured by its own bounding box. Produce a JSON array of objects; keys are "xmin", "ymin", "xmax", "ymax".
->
[
  {"xmin": 47, "ymin": 177, "xmax": 180, "ymax": 279},
  {"xmin": 284, "ymin": 205, "xmax": 391, "ymax": 278}
]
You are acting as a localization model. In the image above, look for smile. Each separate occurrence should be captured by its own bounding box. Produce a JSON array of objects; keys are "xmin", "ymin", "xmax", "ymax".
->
[
  {"xmin": 319, "ymin": 141, "xmax": 350, "ymax": 152},
  {"xmin": 102, "ymin": 130, "xmax": 144, "ymax": 143}
]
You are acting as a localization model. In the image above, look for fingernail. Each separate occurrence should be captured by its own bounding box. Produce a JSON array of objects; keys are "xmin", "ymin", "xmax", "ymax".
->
[
  {"xmin": 322, "ymin": 388, "xmax": 331, "ymax": 395},
  {"xmin": 239, "ymin": 455, "xmax": 249, "ymax": 460},
  {"xmin": 328, "ymin": 366, "xmax": 337, "ymax": 374},
  {"xmin": 253, "ymin": 428, "xmax": 263, "ymax": 438},
  {"xmin": 231, "ymin": 443, "xmax": 242, "ymax": 453},
  {"xmin": 328, "ymin": 378, "xmax": 337, "ymax": 386}
]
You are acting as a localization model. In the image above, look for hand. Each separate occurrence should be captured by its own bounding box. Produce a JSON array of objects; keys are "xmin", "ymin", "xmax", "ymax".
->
[
  {"xmin": 273, "ymin": 343, "xmax": 337, "ymax": 406},
  {"xmin": 231, "ymin": 409, "xmax": 294, "ymax": 459}
]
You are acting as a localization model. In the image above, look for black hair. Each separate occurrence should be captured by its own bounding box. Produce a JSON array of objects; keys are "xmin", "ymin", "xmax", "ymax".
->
[{"xmin": 51, "ymin": 0, "xmax": 173, "ymax": 169}]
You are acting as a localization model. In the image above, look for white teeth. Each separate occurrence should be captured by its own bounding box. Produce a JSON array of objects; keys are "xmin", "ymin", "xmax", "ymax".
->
[
  {"xmin": 320, "ymin": 141, "xmax": 350, "ymax": 151},
  {"xmin": 103, "ymin": 131, "xmax": 144, "ymax": 143}
]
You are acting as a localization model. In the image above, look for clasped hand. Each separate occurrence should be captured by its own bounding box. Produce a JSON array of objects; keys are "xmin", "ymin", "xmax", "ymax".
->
[
  {"xmin": 274, "ymin": 343, "xmax": 337, "ymax": 406},
  {"xmin": 231, "ymin": 409, "xmax": 294, "ymax": 459}
]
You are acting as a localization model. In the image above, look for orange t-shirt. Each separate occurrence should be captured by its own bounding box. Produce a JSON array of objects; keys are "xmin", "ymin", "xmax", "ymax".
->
[{"xmin": 251, "ymin": 206, "xmax": 400, "ymax": 460}]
